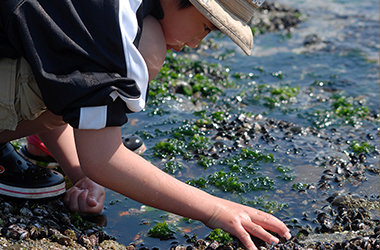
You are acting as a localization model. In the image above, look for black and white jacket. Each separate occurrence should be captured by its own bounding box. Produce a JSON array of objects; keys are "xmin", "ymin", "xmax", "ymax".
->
[{"xmin": 0, "ymin": 0, "xmax": 162, "ymax": 129}]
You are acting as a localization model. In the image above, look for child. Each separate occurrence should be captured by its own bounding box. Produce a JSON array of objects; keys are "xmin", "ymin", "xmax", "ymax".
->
[{"xmin": 0, "ymin": 0, "xmax": 291, "ymax": 249}]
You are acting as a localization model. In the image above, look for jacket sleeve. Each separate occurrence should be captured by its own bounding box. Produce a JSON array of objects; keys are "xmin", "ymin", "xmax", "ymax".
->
[{"xmin": 4, "ymin": 0, "xmax": 149, "ymax": 129}]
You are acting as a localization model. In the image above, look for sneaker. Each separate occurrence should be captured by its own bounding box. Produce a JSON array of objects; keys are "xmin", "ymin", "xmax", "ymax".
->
[
  {"xmin": 122, "ymin": 134, "xmax": 146, "ymax": 155},
  {"xmin": 19, "ymin": 145, "xmax": 59, "ymax": 168},
  {"xmin": 0, "ymin": 143, "xmax": 66, "ymax": 199}
]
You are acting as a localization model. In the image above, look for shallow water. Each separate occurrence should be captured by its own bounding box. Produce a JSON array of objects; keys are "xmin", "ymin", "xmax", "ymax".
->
[{"xmin": 102, "ymin": 0, "xmax": 379, "ymax": 248}]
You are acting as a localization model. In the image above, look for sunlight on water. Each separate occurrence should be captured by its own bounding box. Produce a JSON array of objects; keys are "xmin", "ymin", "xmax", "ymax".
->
[{"xmin": 102, "ymin": 0, "xmax": 379, "ymax": 248}]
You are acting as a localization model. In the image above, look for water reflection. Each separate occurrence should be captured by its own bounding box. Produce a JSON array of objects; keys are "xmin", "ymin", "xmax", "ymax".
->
[{"xmin": 103, "ymin": 0, "xmax": 379, "ymax": 248}]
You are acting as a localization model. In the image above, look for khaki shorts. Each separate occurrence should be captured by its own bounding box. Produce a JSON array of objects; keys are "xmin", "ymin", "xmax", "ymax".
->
[{"xmin": 0, "ymin": 57, "xmax": 46, "ymax": 133}]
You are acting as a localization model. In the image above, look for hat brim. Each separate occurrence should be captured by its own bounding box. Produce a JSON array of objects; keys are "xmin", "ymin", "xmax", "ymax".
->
[{"xmin": 189, "ymin": 0, "xmax": 253, "ymax": 55}]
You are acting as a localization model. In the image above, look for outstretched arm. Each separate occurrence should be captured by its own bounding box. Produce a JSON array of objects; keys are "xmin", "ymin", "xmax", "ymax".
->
[{"xmin": 74, "ymin": 127, "xmax": 290, "ymax": 250}]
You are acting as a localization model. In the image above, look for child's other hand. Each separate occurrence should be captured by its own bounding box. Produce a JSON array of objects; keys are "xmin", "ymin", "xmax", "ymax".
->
[
  {"xmin": 204, "ymin": 198, "xmax": 291, "ymax": 250},
  {"xmin": 63, "ymin": 177, "xmax": 105, "ymax": 215}
]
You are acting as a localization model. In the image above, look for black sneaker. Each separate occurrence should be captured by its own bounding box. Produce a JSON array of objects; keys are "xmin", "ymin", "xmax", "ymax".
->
[
  {"xmin": 122, "ymin": 134, "xmax": 146, "ymax": 155},
  {"xmin": 0, "ymin": 143, "xmax": 66, "ymax": 199},
  {"xmin": 19, "ymin": 145, "xmax": 59, "ymax": 168}
]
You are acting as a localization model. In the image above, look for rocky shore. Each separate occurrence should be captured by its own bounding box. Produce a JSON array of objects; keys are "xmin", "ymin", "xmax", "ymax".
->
[{"xmin": 0, "ymin": 193, "xmax": 377, "ymax": 249}]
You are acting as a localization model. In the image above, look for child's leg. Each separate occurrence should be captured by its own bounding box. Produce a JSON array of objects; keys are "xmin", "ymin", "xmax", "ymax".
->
[
  {"xmin": 0, "ymin": 56, "xmax": 66, "ymax": 199},
  {"xmin": 0, "ymin": 109, "xmax": 65, "ymax": 144}
]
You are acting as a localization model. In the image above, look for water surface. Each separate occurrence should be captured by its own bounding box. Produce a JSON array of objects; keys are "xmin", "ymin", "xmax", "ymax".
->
[{"xmin": 102, "ymin": 1, "xmax": 379, "ymax": 248}]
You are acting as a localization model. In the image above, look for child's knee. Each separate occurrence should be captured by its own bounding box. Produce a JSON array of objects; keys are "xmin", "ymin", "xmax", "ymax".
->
[{"xmin": 139, "ymin": 15, "xmax": 166, "ymax": 81}]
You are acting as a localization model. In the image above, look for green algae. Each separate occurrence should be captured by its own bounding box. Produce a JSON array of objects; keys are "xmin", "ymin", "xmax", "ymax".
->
[
  {"xmin": 186, "ymin": 170, "xmax": 275, "ymax": 193},
  {"xmin": 227, "ymin": 162, "xmax": 259, "ymax": 176},
  {"xmin": 332, "ymin": 95, "xmax": 370, "ymax": 121},
  {"xmin": 207, "ymin": 229, "xmax": 232, "ymax": 244},
  {"xmin": 149, "ymin": 107, "xmax": 170, "ymax": 116},
  {"xmin": 71, "ymin": 212, "xmax": 95, "ymax": 229},
  {"xmin": 163, "ymin": 161, "xmax": 184, "ymax": 174},
  {"xmin": 292, "ymin": 183, "xmax": 308, "ymax": 191},
  {"xmin": 309, "ymin": 91, "xmax": 373, "ymax": 128},
  {"xmin": 189, "ymin": 134, "xmax": 211, "ymax": 151},
  {"xmin": 276, "ymin": 173, "xmax": 296, "ymax": 181},
  {"xmin": 153, "ymin": 138, "xmax": 189, "ymax": 159},
  {"xmin": 173, "ymin": 123, "xmax": 203, "ymax": 139},
  {"xmin": 191, "ymin": 74, "xmax": 223, "ymax": 100},
  {"xmin": 264, "ymin": 85, "xmax": 300, "ymax": 108},
  {"xmin": 240, "ymin": 83, "xmax": 301, "ymax": 110},
  {"xmin": 251, "ymin": 26, "xmax": 265, "ymax": 37},
  {"xmin": 148, "ymin": 222, "xmax": 176, "ymax": 240},
  {"xmin": 212, "ymin": 111, "xmax": 227, "ymax": 121},
  {"xmin": 350, "ymin": 140, "xmax": 376, "ymax": 154},
  {"xmin": 239, "ymin": 148, "xmax": 275, "ymax": 163},
  {"xmin": 197, "ymin": 156, "xmax": 218, "ymax": 169},
  {"xmin": 153, "ymin": 122, "xmax": 211, "ymax": 160},
  {"xmin": 148, "ymin": 52, "xmax": 231, "ymax": 104},
  {"xmin": 276, "ymin": 165, "xmax": 293, "ymax": 173},
  {"xmin": 241, "ymin": 196, "xmax": 289, "ymax": 214},
  {"xmin": 203, "ymin": 170, "xmax": 245, "ymax": 193},
  {"xmin": 276, "ymin": 165, "xmax": 296, "ymax": 181}
]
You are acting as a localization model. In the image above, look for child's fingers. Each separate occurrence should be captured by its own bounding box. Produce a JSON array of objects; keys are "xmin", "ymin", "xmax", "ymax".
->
[
  {"xmin": 63, "ymin": 186, "xmax": 83, "ymax": 212},
  {"xmin": 245, "ymin": 223, "xmax": 279, "ymax": 245},
  {"xmin": 78, "ymin": 189, "xmax": 90, "ymax": 212},
  {"xmin": 86, "ymin": 194, "xmax": 98, "ymax": 207},
  {"xmin": 85, "ymin": 180, "xmax": 105, "ymax": 207},
  {"xmin": 250, "ymin": 210, "xmax": 290, "ymax": 239},
  {"xmin": 231, "ymin": 226, "xmax": 258, "ymax": 250}
]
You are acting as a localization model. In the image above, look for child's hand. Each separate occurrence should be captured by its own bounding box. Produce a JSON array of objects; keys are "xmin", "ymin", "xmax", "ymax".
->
[
  {"xmin": 63, "ymin": 177, "xmax": 105, "ymax": 215},
  {"xmin": 204, "ymin": 198, "xmax": 291, "ymax": 250}
]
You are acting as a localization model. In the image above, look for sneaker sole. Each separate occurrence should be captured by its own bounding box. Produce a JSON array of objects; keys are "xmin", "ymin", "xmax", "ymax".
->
[{"xmin": 0, "ymin": 181, "xmax": 66, "ymax": 199}]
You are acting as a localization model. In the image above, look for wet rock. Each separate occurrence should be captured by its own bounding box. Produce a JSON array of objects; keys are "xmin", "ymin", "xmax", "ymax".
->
[
  {"xmin": 289, "ymin": 126, "xmax": 305, "ymax": 135},
  {"xmin": 252, "ymin": 2, "xmax": 305, "ymax": 32},
  {"xmin": 304, "ymin": 34, "xmax": 322, "ymax": 47},
  {"xmin": 19, "ymin": 207, "xmax": 33, "ymax": 218},
  {"xmin": 175, "ymin": 81, "xmax": 193, "ymax": 96}
]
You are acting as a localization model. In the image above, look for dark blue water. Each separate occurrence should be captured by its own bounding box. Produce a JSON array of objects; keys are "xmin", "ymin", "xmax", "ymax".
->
[{"xmin": 102, "ymin": 0, "xmax": 379, "ymax": 248}]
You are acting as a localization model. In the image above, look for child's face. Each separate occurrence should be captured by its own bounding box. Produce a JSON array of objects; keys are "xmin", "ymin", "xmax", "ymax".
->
[{"xmin": 159, "ymin": 3, "xmax": 216, "ymax": 52}]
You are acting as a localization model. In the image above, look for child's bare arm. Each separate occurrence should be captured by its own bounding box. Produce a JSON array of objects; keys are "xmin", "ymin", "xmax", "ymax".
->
[
  {"xmin": 74, "ymin": 127, "xmax": 290, "ymax": 250},
  {"xmin": 37, "ymin": 124, "xmax": 105, "ymax": 215}
]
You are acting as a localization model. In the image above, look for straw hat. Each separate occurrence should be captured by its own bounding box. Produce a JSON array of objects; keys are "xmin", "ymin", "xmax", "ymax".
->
[{"xmin": 189, "ymin": 0, "xmax": 264, "ymax": 55}]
